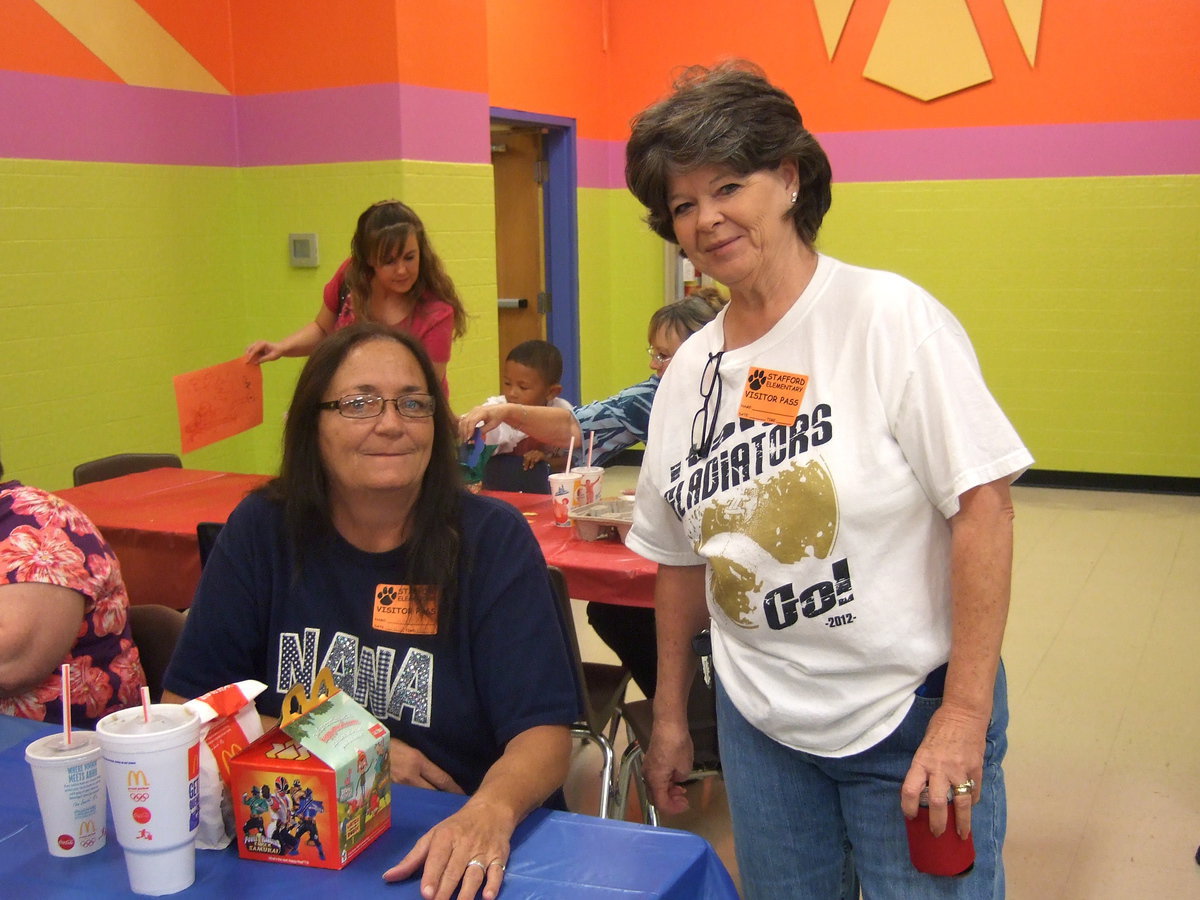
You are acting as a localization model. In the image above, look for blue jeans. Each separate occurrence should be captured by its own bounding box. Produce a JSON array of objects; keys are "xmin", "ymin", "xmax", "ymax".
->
[{"xmin": 717, "ymin": 664, "xmax": 1008, "ymax": 899}]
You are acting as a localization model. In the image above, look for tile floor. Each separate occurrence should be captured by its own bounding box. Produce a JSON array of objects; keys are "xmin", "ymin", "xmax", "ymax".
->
[{"xmin": 562, "ymin": 481, "xmax": 1200, "ymax": 898}]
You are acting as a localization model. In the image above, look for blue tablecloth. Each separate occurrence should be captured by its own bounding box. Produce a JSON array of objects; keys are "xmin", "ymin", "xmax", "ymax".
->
[{"xmin": 0, "ymin": 716, "xmax": 737, "ymax": 898}]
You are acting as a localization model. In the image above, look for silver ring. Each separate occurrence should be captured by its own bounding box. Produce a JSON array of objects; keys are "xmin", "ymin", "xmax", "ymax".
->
[
  {"xmin": 466, "ymin": 859, "xmax": 487, "ymax": 872},
  {"xmin": 952, "ymin": 779, "xmax": 976, "ymax": 796},
  {"xmin": 489, "ymin": 859, "xmax": 506, "ymax": 872}
]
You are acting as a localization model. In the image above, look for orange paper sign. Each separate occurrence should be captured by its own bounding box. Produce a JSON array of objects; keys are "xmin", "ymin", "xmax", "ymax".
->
[{"xmin": 173, "ymin": 359, "xmax": 263, "ymax": 454}]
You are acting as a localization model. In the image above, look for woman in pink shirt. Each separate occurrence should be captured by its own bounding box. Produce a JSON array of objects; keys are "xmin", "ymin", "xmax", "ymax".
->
[{"xmin": 246, "ymin": 200, "xmax": 468, "ymax": 394}]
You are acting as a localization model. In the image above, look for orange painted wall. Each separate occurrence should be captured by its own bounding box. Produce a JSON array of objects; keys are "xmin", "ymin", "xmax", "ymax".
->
[
  {"xmin": 485, "ymin": 0, "xmax": 611, "ymax": 133},
  {"xmin": 137, "ymin": 0, "xmax": 236, "ymax": 92},
  {"xmin": 601, "ymin": 0, "xmax": 1200, "ymax": 137},
  {"xmin": 1, "ymin": 0, "xmax": 122, "ymax": 82},
  {"xmin": 226, "ymin": 0, "xmax": 486, "ymax": 94}
]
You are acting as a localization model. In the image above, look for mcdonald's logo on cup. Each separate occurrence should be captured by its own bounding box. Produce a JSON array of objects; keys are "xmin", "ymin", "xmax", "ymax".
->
[
  {"xmin": 77, "ymin": 818, "xmax": 103, "ymax": 849},
  {"xmin": 127, "ymin": 770, "xmax": 151, "ymax": 802}
]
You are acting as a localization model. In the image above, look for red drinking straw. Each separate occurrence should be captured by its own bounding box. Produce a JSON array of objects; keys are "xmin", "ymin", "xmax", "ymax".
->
[
  {"xmin": 61, "ymin": 664, "xmax": 72, "ymax": 746},
  {"xmin": 141, "ymin": 685, "xmax": 152, "ymax": 723}
]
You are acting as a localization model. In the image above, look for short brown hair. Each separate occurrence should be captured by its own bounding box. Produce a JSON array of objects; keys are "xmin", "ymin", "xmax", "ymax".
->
[{"xmin": 625, "ymin": 60, "xmax": 832, "ymax": 247}]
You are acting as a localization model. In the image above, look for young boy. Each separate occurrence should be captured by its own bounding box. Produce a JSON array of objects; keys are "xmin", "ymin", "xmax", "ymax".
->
[{"xmin": 479, "ymin": 340, "xmax": 573, "ymax": 469}]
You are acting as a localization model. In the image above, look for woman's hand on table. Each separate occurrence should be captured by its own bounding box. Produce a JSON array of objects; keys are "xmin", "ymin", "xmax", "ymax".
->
[
  {"xmin": 389, "ymin": 737, "xmax": 465, "ymax": 794},
  {"xmin": 383, "ymin": 797, "xmax": 511, "ymax": 899}
]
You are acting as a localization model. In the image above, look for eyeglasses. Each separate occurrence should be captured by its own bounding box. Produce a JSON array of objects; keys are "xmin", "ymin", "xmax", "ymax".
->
[
  {"xmin": 647, "ymin": 347, "xmax": 673, "ymax": 366},
  {"xmin": 317, "ymin": 392, "xmax": 436, "ymax": 419},
  {"xmin": 689, "ymin": 351, "xmax": 724, "ymax": 460}
]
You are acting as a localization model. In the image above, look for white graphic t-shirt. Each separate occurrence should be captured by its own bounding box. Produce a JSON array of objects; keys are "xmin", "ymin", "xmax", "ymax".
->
[{"xmin": 627, "ymin": 255, "xmax": 1032, "ymax": 757}]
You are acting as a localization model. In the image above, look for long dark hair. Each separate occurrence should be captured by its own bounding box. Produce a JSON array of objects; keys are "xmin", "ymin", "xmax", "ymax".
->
[
  {"xmin": 264, "ymin": 322, "xmax": 465, "ymax": 616},
  {"xmin": 343, "ymin": 200, "xmax": 469, "ymax": 337}
]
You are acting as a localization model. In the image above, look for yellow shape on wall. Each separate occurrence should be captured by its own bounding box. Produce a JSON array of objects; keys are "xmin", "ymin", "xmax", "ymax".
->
[
  {"xmin": 813, "ymin": 0, "xmax": 857, "ymax": 60},
  {"xmin": 34, "ymin": 0, "xmax": 228, "ymax": 95},
  {"xmin": 1003, "ymin": 0, "xmax": 1044, "ymax": 65},
  {"xmin": 863, "ymin": 0, "xmax": 992, "ymax": 101}
]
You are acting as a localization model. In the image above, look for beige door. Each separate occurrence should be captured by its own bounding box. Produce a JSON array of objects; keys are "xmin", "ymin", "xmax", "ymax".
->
[{"xmin": 491, "ymin": 126, "xmax": 546, "ymax": 384}]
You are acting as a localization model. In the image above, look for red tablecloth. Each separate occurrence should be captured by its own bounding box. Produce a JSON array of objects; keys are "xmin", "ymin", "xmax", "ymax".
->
[
  {"xmin": 51, "ymin": 473, "xmax": 656, "ymax": 611},
  {"xmin": 53, "ymin": 468, "xmax": 271, "ymax": 610},
  {"xmin": 484, "ymin": 491, "xmax": 655, "ymax": 608}
]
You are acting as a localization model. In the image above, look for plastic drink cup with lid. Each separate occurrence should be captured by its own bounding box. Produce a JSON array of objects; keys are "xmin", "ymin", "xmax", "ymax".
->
[
  {"xmin": 25, "ymin": 730, "xmax": 107, "ymax": 857},
  {"xmin": 96, "ymin": 704, "xmax": 201, "ymax": 896}
]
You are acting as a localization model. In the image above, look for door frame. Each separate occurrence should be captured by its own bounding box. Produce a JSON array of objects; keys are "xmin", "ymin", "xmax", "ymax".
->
[{"xmin": 489, "ymin": 108, "xmax": 580, "ymax": 402}]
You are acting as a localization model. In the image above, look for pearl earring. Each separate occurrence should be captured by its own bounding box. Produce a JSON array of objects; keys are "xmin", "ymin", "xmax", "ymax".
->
[{"xmin": 790, "ymin": 191, "xmax": 798, "ymax": 204}]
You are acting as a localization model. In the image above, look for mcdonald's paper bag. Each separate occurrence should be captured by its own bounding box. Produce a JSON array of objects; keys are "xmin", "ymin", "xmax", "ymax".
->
[{"xmin": 183, "ymin": 679, "xmax": 267, "ymax": 850}]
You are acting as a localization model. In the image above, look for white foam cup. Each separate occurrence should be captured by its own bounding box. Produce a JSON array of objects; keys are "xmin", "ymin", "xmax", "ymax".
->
[
  {"xmin": 548, "ymin": 472, "xmax": 582, "ymax": 526},
  {"xmin": 25, "ymin": 731, "xmax": 107, "ymax": 857},
  {"xmin": 96, "ymin": 704, "xmax": 201, "ymax": 896},
  {"xmin": 572, "ymin": 466, "xmax": 605, "ymax": 506}
]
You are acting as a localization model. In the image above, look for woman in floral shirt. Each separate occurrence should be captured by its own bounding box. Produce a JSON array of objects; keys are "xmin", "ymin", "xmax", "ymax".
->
[{"xmin": 0, "ymin": 458, "xmax": 146, "ymax": 728}]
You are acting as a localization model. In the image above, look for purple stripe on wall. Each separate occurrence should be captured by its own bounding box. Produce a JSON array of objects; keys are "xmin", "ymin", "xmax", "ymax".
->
[
  {"xmin": 0, "ymin": 70, "xmax": 236, "ymax": 166},
  {"xmin": 237, "ymin": 83, "xmax": 491, "ymax": 166},
  {"xmin": 1, "ymin": 72, "xmax": 490, "ymax": 166},
  {"xmin": 4, "ymin": 67, "xmax": 1194, "ymax": 180},
  {"xmin": 578, "ymin": 120, "xmax": 1200, "ymax": 189},
  {"xmin": 820, "ymin": 120, "xmax": 1200, "ymax": 182},
  {"xmin": 578, "ymin": 137, "xmax": 620, "ymax": 190}
]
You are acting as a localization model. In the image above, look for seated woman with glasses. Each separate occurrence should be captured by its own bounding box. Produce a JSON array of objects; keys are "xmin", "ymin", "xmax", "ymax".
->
[
  {"xmin": 164, "ymin": 323, "xmax": 579, "ymax": 900},
  {"xmin": 456, "ymin": 289, "xmax": 725, "ymax": 699}
]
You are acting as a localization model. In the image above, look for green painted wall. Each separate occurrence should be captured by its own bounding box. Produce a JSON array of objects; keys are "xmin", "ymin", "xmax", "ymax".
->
[
  {"xmin": 0, "ymin": 158, "xmax": 498, "ymax": 490},
  {"xmin": 0, "ymin": 158, "xmax": 250, "ymax": 488},
  {"xmin": 577, "ymin": 187, "xmax": 666, "ymax": 404},
  {"xmin": 819, "ymin": 174, "xmax": 1199, "ymax": 478}
]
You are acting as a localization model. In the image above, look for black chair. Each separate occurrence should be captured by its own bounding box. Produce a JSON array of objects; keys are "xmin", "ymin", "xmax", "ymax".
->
[
  {"xmin": 482, "ymin": 454, "xmax": 552, "ymax": 494},
  {"xmin": 547, "ymin": 566, "xmax": 631, "ymax": 818},
  {"xmin": 196, "ymin": 521, "xmax": 224, "ymax": 569},
  {"xmin": 73, "ymin": 453, "xmax": 182, "ymax": 486},
  {"xmin": 613, "ymin": 631, "xmax": 721, "ymax": 825},
  {"xmin": 128, "ymin": 604, "xmax": 187, "ymax": 702}
]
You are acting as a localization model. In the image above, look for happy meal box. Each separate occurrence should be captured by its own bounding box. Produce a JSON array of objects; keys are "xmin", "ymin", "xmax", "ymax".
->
[{"xmin": 229, "ymin": 669, "xmax": 391, "ymax": 869}]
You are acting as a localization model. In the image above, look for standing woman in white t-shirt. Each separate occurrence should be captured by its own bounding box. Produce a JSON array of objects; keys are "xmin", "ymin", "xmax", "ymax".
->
[{"xmin": 623, "ymin": 61, "xmax": 1031, "ymax": 900}]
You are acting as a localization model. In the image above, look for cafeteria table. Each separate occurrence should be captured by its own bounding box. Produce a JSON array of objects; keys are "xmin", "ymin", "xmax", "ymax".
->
[
  {"xmin": 484, "ymin": 490, "xmax": 656, "ymax": 608},
  {"xmin": 0, "ymin": 716, "xmax": 737, "ymax": 899},
  {"xmin": 52, "ymin": 471, "xmax": 657, "ymax": 611},
  {"xmin": 53, "ymin": 468, "xmax": 271, "ymax": 610}
]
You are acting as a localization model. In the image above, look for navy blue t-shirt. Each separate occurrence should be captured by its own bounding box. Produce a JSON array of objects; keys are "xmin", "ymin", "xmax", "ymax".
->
[{"xmin": 164, "ymin": 491, "xmax": 580, "ymax": 796}]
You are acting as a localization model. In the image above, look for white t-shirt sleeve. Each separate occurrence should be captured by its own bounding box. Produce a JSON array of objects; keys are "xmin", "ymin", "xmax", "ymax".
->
[{"xmin": 890, "ymin": 315, "xmax": 1033, "ymax": 518}]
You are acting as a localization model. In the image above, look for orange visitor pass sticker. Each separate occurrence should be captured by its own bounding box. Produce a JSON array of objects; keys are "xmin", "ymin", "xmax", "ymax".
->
[
  {"xmin": 737, "ymin": 366, "xmax": 810, "ymax": 427},
  {"xmin": 372, "ymin": 585, "xmax": 438, "ymax": 635}
]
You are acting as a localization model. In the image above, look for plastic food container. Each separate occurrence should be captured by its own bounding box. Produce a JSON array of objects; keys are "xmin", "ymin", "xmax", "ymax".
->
[{"xmin": 569, "ymin": 497, "xmax": 635, "ymax": 542}]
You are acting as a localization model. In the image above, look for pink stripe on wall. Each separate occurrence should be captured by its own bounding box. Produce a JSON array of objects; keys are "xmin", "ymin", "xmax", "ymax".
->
[
  {"xmin": 1, "ymin": 72, "xmax": 490, "ymax": 166},
  {"xmin": 820, "ymin": 120, "xmax": 1200, "ymax": 182},
  {"xmin": 4, "ymin": 67, "xmax": 1194, "ymax": 180},
  {"xmin": 0, "ymin": 70, "xmax": 236, "ymax": 165},
  {"xmin": 578, "ymin": 137, "xmax": 622, "ymax": 190},
  {"xmin": 237, "ymin": 83, "xmax": 491, "ymax": 166},
  {"xmin": 577, "ymin": 120, "xmax": 1200, "ymax": 189}
]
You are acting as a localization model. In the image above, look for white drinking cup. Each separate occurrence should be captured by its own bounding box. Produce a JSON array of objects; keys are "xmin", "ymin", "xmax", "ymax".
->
[
  {"xmin": 96, "ymin": 704, "xmax": 201, "ymax": 896},
  {"xmin": 25, "ymin": 731, "xmax": 107, "ymax": 857},
  {"xmin": 548, "ymin": 472, "xmax": 582, "ymax": 526},
  {"xmin": 571, "ymin": 466, "xmax": 605, "ymax": 506}
]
